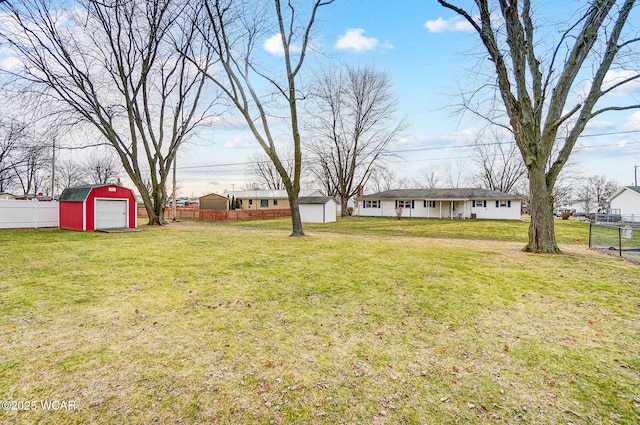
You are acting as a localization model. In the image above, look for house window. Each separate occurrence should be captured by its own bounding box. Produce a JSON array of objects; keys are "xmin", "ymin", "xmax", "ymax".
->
[
  {"xmin": 260, "ymin": 199, "xmax": 269, "ymax": 208},
  {"xmin": 364, "ymin": 200, "xmax": 379, "ymax": 208},
  {"xmin": 473, "ymin": 200, "xmax": 486, "ymax": 208},
  {"xmin": 248, "ymin": 199, "xmax": 253, "ymax": 205},
  {"xmin": 397, "ymin": 200, "xmax": 412, "ymax": 208},
  {"xmin": 424, "ymin": 200, "xmax": 436, "ymax": 208},
  {"xmin": 495, "ymin": 200, "xmax": 511, "ymax": 208},
  {"xmin": 273, "ymin": 199, "xmax": 278, "ymax": 206}
]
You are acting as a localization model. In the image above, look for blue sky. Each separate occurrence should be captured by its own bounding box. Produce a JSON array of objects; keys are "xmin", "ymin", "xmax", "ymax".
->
[
  {"xmin": 7, "ymin": 0, "xmax": 635, "ymax": 196},
  {"xmin": 174, "ymin": 0, "xmax": 640, "ymax": 197}
]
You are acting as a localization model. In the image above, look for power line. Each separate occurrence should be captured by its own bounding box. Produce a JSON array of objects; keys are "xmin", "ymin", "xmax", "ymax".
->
[{"xmin": 173, "ymin": 130, "xmax": 640, "ymax": 171}]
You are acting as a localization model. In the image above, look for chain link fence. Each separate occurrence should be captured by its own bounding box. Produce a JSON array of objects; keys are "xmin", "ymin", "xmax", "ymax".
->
[{"xmin": 589, "ymin": 214, "xmax": 640, "ymax": 262}]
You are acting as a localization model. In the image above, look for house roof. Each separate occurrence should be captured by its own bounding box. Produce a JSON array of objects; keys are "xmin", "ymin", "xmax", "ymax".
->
[
  {"xmin": 223, "ymin": 189, "xmax": 321, "ymax": 199},
  {"xmin": 609, "ymin": 186, "xmax": 640, "ymax": 201},
  {"xmin": 199, "ymin": 192, "xmax": 228, "ymax": 200},
  {"xmin": 358, "ymin": 188, "xmax": 521, "ymax": 200},
  {"xmin": 58, "ymin": 184, "xmax": 130, "ymax": 202},
  {"xmin": 299, "ymin": 196, "xmax": 336, "ymax": 205}
]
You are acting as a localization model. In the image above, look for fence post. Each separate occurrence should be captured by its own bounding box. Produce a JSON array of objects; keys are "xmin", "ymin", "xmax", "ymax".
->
[
  {"xmin": 619, "ymin": 227, "xmax": 622, "ymax": 257},
  {"xmin": 588, "ymin": 222, "xmax": 592, "ymax": 248}
]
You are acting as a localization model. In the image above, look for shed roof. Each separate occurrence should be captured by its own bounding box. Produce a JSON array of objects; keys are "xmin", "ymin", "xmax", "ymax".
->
[
  {"xmin": 58, "ymin": 184, "xmax": 131, "ymax": 202},
  {"xmin": 199, "ymin": 192, "xmax": 228, "ymax": 200},
  {"xmin": 358, "ymin": 188, "xmax": 520, "ymax": 200},
  {"xmin": 299, "ymin": 196, "xmax": 336, "ymax": 205},
  {"xmin": 223, "ymin": 189, "xmax": 321, "ymax": 199}
]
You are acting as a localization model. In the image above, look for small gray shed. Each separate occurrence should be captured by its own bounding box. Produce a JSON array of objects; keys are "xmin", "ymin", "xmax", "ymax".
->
[{"xmin": 299, "ymin": 196, "xmax": 337, "ymax": 223}]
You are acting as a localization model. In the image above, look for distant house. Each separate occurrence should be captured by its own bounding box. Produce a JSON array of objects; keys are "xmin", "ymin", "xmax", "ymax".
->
[
  {"xmin": 223, "ymin": 189, "xmax": 322, "ymax": 211},
  {"xmin": 199, "ymin": 193, "xmax": 229, "ymax": 211},
  {"xmin": 299, "ymin": 196, "xmax": 338, "ymax": 223},
  {"xmin": 0, "ymin": 192, "xmax": 16, "ymax": 200},
  {"xmin": 609, "ymin": 186, "xmax": 640, "ymax": 219},
  {"xmin": 357, "ymin": 188, "xmax": 522, "ymax": 220}
]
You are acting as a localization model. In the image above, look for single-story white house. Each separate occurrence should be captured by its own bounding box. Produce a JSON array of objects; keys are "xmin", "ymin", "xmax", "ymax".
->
[
  {"xmin": 299, "ymin": 196, "xmax": 338, "ymax": 223},
  {"xmin": 609, "ymin": 186, "xmax": 640, "ymax": 221},
  {"xmin": 356, "ymin": 188, "xmax": 522, "ymax": 220},
  {"xmin": 222, "ymin": 189, "xmax": 322, "ymax": 210}
]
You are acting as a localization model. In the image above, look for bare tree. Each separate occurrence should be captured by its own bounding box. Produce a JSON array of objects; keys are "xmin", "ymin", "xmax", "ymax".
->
[
  {"xmin": 13, "ymin": 143, "xmax": 50, "ymax": 196},
  {"xmin": 421, "ymin": 167, "xmax": 442, "ymax": 189},
  {"xmin": 367, "ymin": 167, "xmax": 396, "ymax": 193},
  {"xmin": 575, "ymin": 175, "xmax": 619, "ymax": 215},
  {"xmin": 443, "ymin": 160, "xmax": 468, "ymax": 189},
  {"xmin": 83, "ymin": 151, "xmax": 121, "ymax": 185},
  {"xmin": 186, "ymin": 0, "xmax": 334, "ymax": 236},
  {"xmin": 438, "ymin": 0, "xmax": 640, "ymax": 253},
  {"xmin": 473, "ymin": 131, "xmax": 527, "ymax": 193},
  {"xmin": 241, "ymin": 182, "xmax": 264, "ymax": 191},
  {"xmin": 55, "ymin": 158, "xmax": 85, "ymax": 193},
  {"xmin": 306, "ymin": 65, "xmax": 405, "ymax": 216},
  {"xmin": 0, "ymin": 119, "xmax": 28, "ymax": 192},
  {"xmin": 248, "ymin": 150, "xmax": 292, "ymax": 191},
  {"xmin": 0, "ymin": 0, "xmax": 215, "ymax": 225},
  {"xmin": 366, "ymin": 166, "xmax": 418, "ymax": 193}
]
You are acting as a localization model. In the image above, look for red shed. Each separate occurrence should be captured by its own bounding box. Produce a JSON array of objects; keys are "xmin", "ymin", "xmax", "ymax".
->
[{"xmin": 59, "ymin": 184, "xmax": 137, "ymax": 231}]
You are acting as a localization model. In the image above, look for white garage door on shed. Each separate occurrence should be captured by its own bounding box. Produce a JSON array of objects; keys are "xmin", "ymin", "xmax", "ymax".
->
[
  {"xmin": 95, "ymin": 199, "xmax": 128, "ymax": 229},
  {"xmin": 298, "ymin": 196, "xmax": 337, "ymax": 223}
]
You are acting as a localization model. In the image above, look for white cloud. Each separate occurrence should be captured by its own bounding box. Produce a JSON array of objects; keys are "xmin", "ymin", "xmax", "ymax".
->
[
  {"xmin": 263, "ymin": 33, "xmax": 300, "ymax": 56},
  {"xmin": 395, "ymin": 129, "xmax": 480, "ymax": 148},
  {"xmin": 335, "ymin": 28, "xmax": 381, "ymax": 52},
  {"xmin": 424, "ymin": 16, "xmax": 473, "ymax": 33},
  {"xmin": 223, "ymin": 133, "xmax": 257, "ymax": 149},
  {"xmin": 602, "ymin": 70, "xmax": 640, "ymax": 96},
  {"xmin": 0, "ymin": 56, "xmax": 22, "ymax": 71},
  {"xmin": 585, "ymin": 120, "xmax": 616, "ymax": 131},
  {"xmin": 623, "ymin": 111, "xmax": 640, "ymax": 131}
]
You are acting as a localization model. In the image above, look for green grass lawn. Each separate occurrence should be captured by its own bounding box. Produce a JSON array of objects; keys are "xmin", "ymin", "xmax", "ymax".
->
[{"xmin": 1, "ymin": 218, "xmax": 638, "ymax": 424}]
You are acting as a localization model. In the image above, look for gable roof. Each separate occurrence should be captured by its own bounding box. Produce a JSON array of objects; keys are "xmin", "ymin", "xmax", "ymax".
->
[
  {"xmin": 199, "ymin": 192, "xmax": 228, "ymax": 201},
  {"xmin": 224, "ymin": 189, "xmax": 322, "ymax": 199},
  {"xmin": 58, "ymin": 184, "xmax": 131, "ymax": 202},
  {"xmin": 299, "ymin": 196, "xmax": 336, "ymax": 205},
  {"xmin": 610, "ymin": 186, "xmax": 640, "ymax": 201},
  {"xmin": 59, "ymin": 185, "xmax": 100, "ymax": 202},
  {"xmin": 358, "ymin": 188, "xmax": 520, "ymax": 200}
]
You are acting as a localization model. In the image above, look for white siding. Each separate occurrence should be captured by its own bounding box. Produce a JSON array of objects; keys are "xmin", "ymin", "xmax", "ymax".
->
[
  {"xmin": 0, "ymin": 200, "xmax": 59, "ymax": 229},
  {"xmin": 300, "ymin": 202, "xmax": 337, "ymax": 223},
  {"xmin": 472, "ymin": 200, "xmax": 521, "ymax": 220},
  {"xmin": 610, "ymin": 189, "xmax": 640, "ymax": 216},
  {"xmin": 357, "ymin": 199, "xmax": 521, "ymax": 220}
]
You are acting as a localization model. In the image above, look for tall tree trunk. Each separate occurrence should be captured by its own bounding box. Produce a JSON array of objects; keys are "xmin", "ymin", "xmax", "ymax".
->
[
  {"xmin": 145, "ymin": 203, "xmax": 164, "ymax": 226},
  {"xmin": 341, "ymin": 194, "xmax": 349, "ymax": 217},
  {"xmin": 132, "ymin": 178, "xmax": 166, "ymax": 226},
  {"xmin": 525, "ymin": 165, "xmax": 559, "ymax": 253},
  {"xmin": 288, "ymin": 192, "xmax": 304, "ymax": 236}
]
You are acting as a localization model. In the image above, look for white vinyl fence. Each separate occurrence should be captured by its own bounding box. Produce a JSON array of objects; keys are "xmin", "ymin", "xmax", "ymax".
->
[{"xmin": 0, "ymin": 200, "xmax": 59, "ymax": 229}]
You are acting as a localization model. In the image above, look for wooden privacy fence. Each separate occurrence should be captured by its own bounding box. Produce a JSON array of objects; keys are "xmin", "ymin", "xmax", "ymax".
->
[{"xmin": 137, "ymin": 205, "xmax": 291, "ymax": 222}]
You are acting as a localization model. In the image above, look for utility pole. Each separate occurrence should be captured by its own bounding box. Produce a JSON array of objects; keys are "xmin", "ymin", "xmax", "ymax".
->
[
  {"xmin": 635, "ymin": 164, "xmax": 639, "ymax": 186},
  {"xmin": 50, "ymin": 137, "xmax": 55, "ymax": 199},
  {"xmin": 172, "ymin": 154, "xmax": 177, "ymax": 222}
]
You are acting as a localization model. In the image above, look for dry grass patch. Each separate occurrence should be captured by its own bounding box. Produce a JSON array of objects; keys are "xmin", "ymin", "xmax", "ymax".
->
[{"xmin": 0, "ymin": 222, "xmax": 639, "ymax": 424}]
